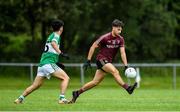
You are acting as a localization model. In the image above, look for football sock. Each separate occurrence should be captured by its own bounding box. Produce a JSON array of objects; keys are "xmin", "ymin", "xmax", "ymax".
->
[
  {"xmin": 122, "ymin": 83, "xmax": 129, "ymax": 89},
  {"xmin": 19, "ymin": 95, "xmax": 25, "ymax": 101},
  {"xmin": 78, "ymin": 88, "xmax": 84, "ymax": 95},
  {"xmin": 59, "ymin": 94, "xmax": 65, "ymax": 100}
]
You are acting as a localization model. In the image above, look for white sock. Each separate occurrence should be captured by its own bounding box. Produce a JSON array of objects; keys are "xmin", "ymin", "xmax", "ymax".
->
[
  {"xmin": 19, "ymin": 95, "xmax": 25, "ymax": 100},
  {"xmin": 59, "ymin": 94, "xmax": 65, "ymax": 100}
]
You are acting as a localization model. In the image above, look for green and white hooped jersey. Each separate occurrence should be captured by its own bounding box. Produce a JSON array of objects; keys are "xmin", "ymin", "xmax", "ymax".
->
[{"xmin": 39, "ymin": 32, "xmax": 61, "ymax": 67}]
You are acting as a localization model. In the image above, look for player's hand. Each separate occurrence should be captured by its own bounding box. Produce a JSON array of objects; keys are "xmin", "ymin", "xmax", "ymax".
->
[
  {"xmin": 59, "ymin": 52, "xmax": 70, "ymax": 60},
  {"xmin": 56, "ymin": 62, "xmax": 65, "ymax": 70},
  {"xmin": 83, "ymin": 60, "xmax": 91, "ymax": 70}
]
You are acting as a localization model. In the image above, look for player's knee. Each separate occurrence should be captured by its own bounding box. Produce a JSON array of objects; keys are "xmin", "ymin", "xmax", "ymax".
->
[
  {"xmin": 62, "ymin": 75, "xmax": 70, "ymax": 82},
  {"xmin": 66, "ymin": 76, "xmax": 70, "ymax": 81},
  {"xmin": 111, "ymin": 69, "xmax": 119, "ymax": 75}
]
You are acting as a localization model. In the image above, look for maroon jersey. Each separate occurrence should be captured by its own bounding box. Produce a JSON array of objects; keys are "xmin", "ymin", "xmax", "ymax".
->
[{"xmin": 95, "ymin": 32, "xmax": 124, "ymax": 63}]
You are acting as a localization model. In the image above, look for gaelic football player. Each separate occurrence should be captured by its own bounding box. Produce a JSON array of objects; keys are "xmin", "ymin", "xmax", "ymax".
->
[
  {"xmin": 14, "ymin": 19, "xmax": 70, "ymax": 104},
  {"xmin": 71, "ymin": 19, "xmax": 137, "ymax": 103}
]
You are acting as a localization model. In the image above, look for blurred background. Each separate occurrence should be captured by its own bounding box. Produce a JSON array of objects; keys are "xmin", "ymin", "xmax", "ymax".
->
[
  {"xmin": 0, "ymin": 0, "xmax": 180, "ymax": 62},
  {"xmin": 0, "ymin": 0, "xmax": 180, "ymax": 89}
]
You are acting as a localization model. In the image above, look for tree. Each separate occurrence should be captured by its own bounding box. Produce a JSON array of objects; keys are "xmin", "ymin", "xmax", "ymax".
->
[
  {"xmin": 0, "ymin": 0, "xmax": 179, "ymax": 62},
  {"xmin": 137, "ymin": 0, "xmax": 177, "ymax": 61}
]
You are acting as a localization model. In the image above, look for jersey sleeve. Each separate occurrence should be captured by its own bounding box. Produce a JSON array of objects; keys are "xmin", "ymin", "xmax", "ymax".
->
[
  {"xmin": 95, "ymin": 35, "xmax": 105, "ymax": 46},
  {"xmin": 52, "ymin": 36, "xmax": 59, "ymax": 44},
  {"xmin": 52, "ymin": 34, "xmax": 59, "ymax": 44}
]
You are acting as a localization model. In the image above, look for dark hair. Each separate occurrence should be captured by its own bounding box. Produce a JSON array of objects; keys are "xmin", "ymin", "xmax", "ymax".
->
[
  {"xmin": 112, "ymin": 19, "xmax": 124, "ymax": 27},
  {"xmin": 51, "ymin": 19, "xmax": 64, "ymax": 31}
]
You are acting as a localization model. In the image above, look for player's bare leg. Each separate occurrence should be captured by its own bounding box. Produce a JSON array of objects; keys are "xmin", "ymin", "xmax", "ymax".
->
[
  {"xmin": 102, "ymin": 63, "xmax": 137, "ymax": 94},
  {"xmin": 14, "ymin": 76, "xmax": 45, "ymax": 104},
  {"xmin": 81, "ymin": 69, "xmax": 105, "ymax": 91},
  {"xmin": 71, "ymin": 70, "xmax": 105, "ymax": 103},
  {"xmin": 102, "ymin": 63, "xmax": 125, "ymax": 86},
  {"xmin": 52, "ymin": 69, "xmax": 70, "ymax": 104}
]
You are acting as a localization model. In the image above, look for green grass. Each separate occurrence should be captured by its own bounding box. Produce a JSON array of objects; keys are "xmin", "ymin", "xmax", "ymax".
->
[
  {"xmin": 0, "ymin": 77, "xmax": 180, "ymax": 111},
  {"xmin": 1, "ymin": 88, "xmax": 180, "ymax": 111}
]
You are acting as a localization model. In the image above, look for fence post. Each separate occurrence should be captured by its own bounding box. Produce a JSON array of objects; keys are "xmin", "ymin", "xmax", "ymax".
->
[
  {"xmin": 173, "ymin": 65, "xmax": 176, "ymax": 89},
  {"xmin": 135, "ymin": 67, "xmax": 141, "ymax": 88},
  {"xmin": 80, "ymin": 64, "xmax": 85, "ymax": 86},
  {"xmin": 30, "ymin": 64, "xmax": 34, "ymax": 83}
]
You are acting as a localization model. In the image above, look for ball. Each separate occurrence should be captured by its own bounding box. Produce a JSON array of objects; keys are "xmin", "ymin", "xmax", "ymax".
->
[{"xmin": 125, "ymin": 67, "xmax": 137, "ymax": 78}]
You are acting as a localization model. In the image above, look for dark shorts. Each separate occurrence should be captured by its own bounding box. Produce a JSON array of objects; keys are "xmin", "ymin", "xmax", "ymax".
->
[{"xmin": 96, "ymin": 59, "xmax": 109, "ymax": 71}]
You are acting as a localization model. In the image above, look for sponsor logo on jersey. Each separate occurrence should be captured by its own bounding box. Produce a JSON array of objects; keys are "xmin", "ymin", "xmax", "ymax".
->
[{"xmin": 106, "ymin": 45, "xmax": 119, "ymax": 48}]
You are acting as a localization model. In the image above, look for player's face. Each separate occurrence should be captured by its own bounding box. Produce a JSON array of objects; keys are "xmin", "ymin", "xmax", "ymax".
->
[
  {"xmin": 112, "ymin": 26, "xmax": 122, "ymax": 36},
  {"xmin": 59, "ymin": 27, "xmax": 63, "ymax": 35}
]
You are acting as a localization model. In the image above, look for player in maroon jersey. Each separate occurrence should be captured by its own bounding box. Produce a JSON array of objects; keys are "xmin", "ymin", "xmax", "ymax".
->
[{"xmin": 70, "ymin": 19, "xmax": 137, "ymax": 103}]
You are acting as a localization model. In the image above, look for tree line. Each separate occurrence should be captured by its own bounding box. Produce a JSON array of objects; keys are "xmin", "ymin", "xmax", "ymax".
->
[{"xmin": 0, "ymin": 0, "xmax": 179, "ymax": 62}]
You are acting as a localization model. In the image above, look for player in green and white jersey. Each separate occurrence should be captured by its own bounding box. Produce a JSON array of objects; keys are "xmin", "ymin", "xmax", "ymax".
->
[{"xmin": 14, "ymin": 19, "xmax": 70, "ymax": 104}]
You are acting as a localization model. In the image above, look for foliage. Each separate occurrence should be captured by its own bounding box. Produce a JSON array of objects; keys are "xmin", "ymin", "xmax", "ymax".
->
[{"xmin": 0, "ymin": 0, "xmax": 179, "ymax": 62}]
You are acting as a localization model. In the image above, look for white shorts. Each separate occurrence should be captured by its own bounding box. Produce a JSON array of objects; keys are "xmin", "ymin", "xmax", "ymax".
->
[{"xmin": 37, "ymin": 63, "xmax": 62, "ymax": 79}]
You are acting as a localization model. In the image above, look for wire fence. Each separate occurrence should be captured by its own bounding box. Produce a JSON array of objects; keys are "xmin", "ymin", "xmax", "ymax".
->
[{"xmin": 0, "ymin": 63, "xmax": 180, "ymax": 89}]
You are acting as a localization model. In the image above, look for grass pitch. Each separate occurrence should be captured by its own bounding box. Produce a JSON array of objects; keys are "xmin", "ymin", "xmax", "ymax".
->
[
  {"xmin": 0, "ymin": 77, "xmax": 180, "ymax": 111},
  {"xmin": 1, "ymin": 88, "xmax": 180, "ymax": 111}
]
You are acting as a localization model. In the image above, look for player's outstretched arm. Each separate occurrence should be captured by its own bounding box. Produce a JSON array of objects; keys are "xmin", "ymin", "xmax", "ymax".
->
[
  {"xmin": 83, "ymin": 42, "xmax": 98, "ymax": 70},
  {"xmin": 120, "ymin": 47, "xmax": 128, "ymax": 68},
  {"xmin": 51, "ymin": 41, "xmax": 69, "ymax": 59},
  {"xmin": 87, "ymin": 42, "xmax": 99, "ymax": 60},
  {"xmin": 51, "ymin": 41, "xmax": 61, "ymax": 54}
]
